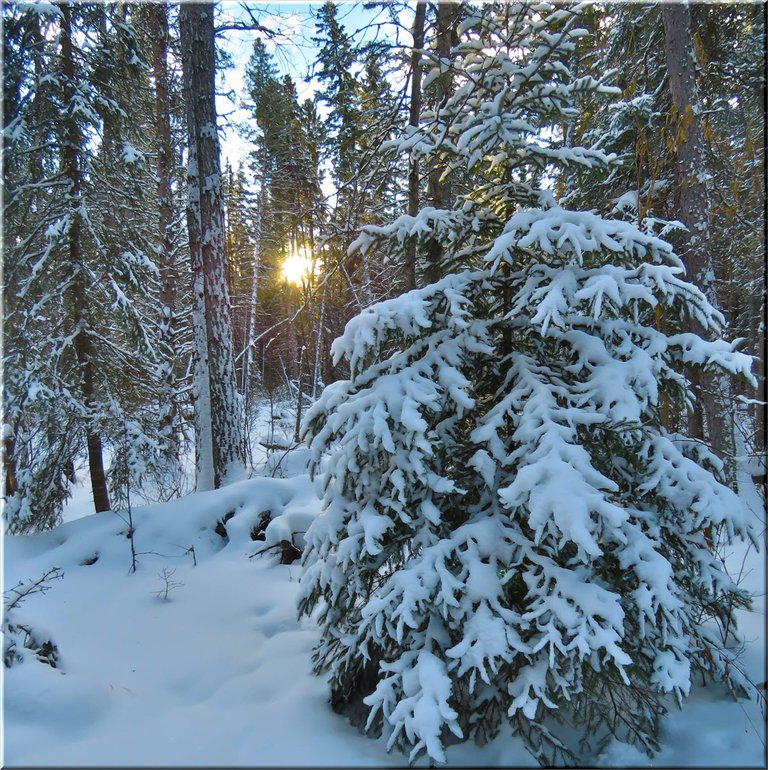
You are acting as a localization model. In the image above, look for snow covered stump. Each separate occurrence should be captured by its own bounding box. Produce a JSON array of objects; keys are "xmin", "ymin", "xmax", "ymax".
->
[{"xmin": 297, "ymin": 207, "xmax": 758, "ymax": 766}]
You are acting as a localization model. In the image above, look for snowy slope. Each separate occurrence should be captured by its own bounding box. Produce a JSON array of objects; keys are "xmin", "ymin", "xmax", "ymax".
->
[{"xmin": 2, "ymin": 458, "xmax": 765, "ymax": 767}]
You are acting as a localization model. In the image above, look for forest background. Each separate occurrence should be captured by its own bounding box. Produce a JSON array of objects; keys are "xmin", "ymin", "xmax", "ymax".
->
[{"xmin": 3, "ymin": 0, "xmax": 764, "ymax": 529}]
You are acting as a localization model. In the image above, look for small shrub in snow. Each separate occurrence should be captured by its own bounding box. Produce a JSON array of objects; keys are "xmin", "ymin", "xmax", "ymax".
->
[
  {"xmin": 152, "ymin": 567, "xmax": 184, "ymax": 602},
  {"xmin": 3, "ymin": 567, "xmax": 63, "ymax": 668}
]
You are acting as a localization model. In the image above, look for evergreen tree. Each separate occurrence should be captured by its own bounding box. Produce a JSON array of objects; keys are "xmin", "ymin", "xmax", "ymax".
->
[
  {"xmin": 243, "ymin": 39, "xmax": 324, "ymax": 399},
  {"xmin": 352, "ymin": 46, "xmax": 403, "ymax": 304},
  {"xmin": 146, "ymin": 0, "xmax": 187, "ymax": 473},
  {"xmin": 560, "ymin": 4, "xmax": 765, "ymax": 464},
  {"xmin": 2, "ymin": 1, "xmax": 169, "ymax": 529},
  {"xmin": 297, "ymin": 3, "xmax": 758, "ymax": 763},
  {"xmin": 223, "ymin": 162, "xmax": 258, "ymax": 398},
  {"xmin": 309, "ymin": 3, "xmax": 409, "ymax": 389},
  {"xmin": 313, "ymin": 1, "xmax": 360, "ymax": 201}
]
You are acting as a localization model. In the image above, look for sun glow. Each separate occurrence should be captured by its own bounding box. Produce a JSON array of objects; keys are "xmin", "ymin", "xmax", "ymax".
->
[{"xmin": 281, "ymin": 246, "xmax": 314, "ymax": 287}]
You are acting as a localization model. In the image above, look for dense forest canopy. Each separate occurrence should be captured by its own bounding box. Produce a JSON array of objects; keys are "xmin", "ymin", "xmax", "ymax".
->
[{"xmin": 2, "ymin": 1, "xmax": 765, "ymax": 765}]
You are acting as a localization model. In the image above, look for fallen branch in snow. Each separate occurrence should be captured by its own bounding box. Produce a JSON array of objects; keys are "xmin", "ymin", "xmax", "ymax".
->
[
  {"xmin": 134, "ymin": 545, "xmax": 197, "ymax": 567},
  {"xmin": 258, "ymin": 441, "xmax": 297, "ymax": 452},
  {"xmin": 250, "ymin": 536, "xmax": 305, "ymax": 565}
]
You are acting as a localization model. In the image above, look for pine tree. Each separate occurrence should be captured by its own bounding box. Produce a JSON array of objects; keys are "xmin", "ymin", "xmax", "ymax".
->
[
  {"xmin": 147, "ymin": 0, "xmax": 185, "ymax": 469},
  {"xmin": 313, "ymin": 1, "xmax": 360, "ymax": 203},
  {"xmin": 3, "ymin": 3, "xmax": 76, "ymax": 530},
  {"xmin": 690, "ymin": 4, "xmax": 765, "ymax": 459},
  {"xmin": 243, "ymin": 39, "xmax": 324, "ymax": 400},
  {"xmin": 352, "ymin": 46, "xmax": 404, "ymax": 305},
  {"xmin": 405, "ymin": 0, "xmax": 427, "ymax": 292},
  {"xmin": 297, "ymin": 3, "xmax": 758, "ymax": 763},
  {"xmin": 3, "ymin": 1, "xmax": 170, "ymax": 529}
]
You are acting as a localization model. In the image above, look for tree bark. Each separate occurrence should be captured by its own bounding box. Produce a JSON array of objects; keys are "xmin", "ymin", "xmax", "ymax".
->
[
  {"xmin": 3, "ymin": 430, "xmax": 18, "ymax": 498},
  {"xmin": 149, "ymin": 0, "xmax": 179, "ymax": 460},
  {"xmin": 661, "ymin": 3, "xmax": 711, "ymax": 289},
  {"xmin": 180, "ymin": 46, "xmax": 214, "ymax": 492},
  {"xmin": 661, "ymin": 2, "xmax": 721, "ymax": 450},
  {"xmin": 184, "ymin": 133, "xmax": 215, "ymax": 491},
  {"xmin": 424, "ymin": 0, "xmax": 457, "ymax": 285},
  {"xmin": 241, "ymin": 183, "xmax": 264, "ymax": 432},
  {"xmin": 405, "ymin": 0, "xmax": 426, "ymax": 291},
  {"xmin": 180, "ymin": 2, "xmax": 245, "ymax": 489},
  {"xmin": 60, "ymin": 0, "xmax": 110, "ymax": 513}
]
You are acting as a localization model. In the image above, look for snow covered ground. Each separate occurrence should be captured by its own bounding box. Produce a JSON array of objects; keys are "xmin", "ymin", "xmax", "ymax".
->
[{"xmin": 2, "ymin": 432, "xmax": 766, "ymax": 767}]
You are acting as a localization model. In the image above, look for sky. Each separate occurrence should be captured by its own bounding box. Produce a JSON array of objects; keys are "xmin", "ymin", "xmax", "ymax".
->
[{"xmin": 214, "ymin": 1, "xmax": 410, "ymax": 174}]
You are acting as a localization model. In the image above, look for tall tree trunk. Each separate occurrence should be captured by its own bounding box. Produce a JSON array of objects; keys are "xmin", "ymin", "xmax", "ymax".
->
[
  {"xmin": 241, "ymin": 185, "xmax": 264, "ymax": 429},
  {"xmin": 180, "ymin": 2, "xmax": 245, "ymax": 489},
  {"xmin": 405, "ymin": 0, "xmax": 426, "ymax": 291},
  {"xmin": 182, "ymin": 76, "xmax": 215, "ymax": 490},
  {"xmin": 60, "ymin": 0, "xmax": 110, "ymax": 512},
  {"xmin": 312, "ymin": 284, "xmax": 327, "ymax": 401},
  {"xmin": 661, "ymin": 2, "xmax": 721, "ymax": 450},
  {"xmin": 662, "ymin": 4, "xmax": 710, "ymax": 286},
  {"xmin": 424, "ymin": 0, "xmax": 457, "ymax": 285},
  {"xmin": 149, "ymin": 0, "xmax": 179, "ymax": 461}
]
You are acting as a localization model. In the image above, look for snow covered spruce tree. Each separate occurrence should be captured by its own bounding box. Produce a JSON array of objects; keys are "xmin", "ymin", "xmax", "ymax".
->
[
  {"xmin": 297, "ymin": 3, "xmax": 757, "ymax": 765},
  {"xmin": 3, "ymin": 2, "xmax": 175, "ymax": 529}
]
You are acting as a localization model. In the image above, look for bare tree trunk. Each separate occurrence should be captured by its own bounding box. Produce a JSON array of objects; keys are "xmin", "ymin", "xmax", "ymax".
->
[
  {"xmin": 294, "ymin": 344, "xmax": 305, "ymax": 443},
  {"xmin": 312, "ymin": 283, "xmax": 327, "ymax": 400},
  {"xmin": 661, "ymin": 2, "xmax": 721, "ymax": 451},
  {"xmin": 180, "ymin": 2, "xmax": 245, "ymax": 488},
  {"xmin": 3, "ymin": 429, "xmax": 18, "ymax": 498},
  {"xmin": 662, "ymin": 3, "xmax": 711, "ymax": 286},
  {"xmin": 60, "ymin": 0, "xmax": 110, "ymax": 513},
  {"xmin": 182, "ymin": 93, "xmax": 214, "ymax": 490},
  {"xmin": 405, "ymin": 0, "xmax": 426, "ymax": 292},
  {"xmin": 241, "ymin": 184, "xmax": 264, "ymax": 467},
  {"xmin": 242, "ymin": 185, "xmax": 264, "ymax": 403},
  {"xmin": 149, "ymin": 0, "xmax": 179, "ymax": 461},
  {"xmin": 424, "ymin": 0, "xmax": 457, "ymax": 285},
  {"xmin": 359, "ymin": 241, "xmax": 373, "ymax": 307}
]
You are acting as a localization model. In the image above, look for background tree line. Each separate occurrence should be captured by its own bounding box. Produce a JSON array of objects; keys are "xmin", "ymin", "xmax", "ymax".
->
[{"xmin": 2, "ymin": 0, "xmax": 764, "ymax": 534}]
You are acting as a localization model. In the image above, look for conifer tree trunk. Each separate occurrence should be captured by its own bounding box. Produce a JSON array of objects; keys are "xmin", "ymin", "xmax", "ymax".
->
[
  {"xmin": 186, "ymin": 138, "xmax": 215, "ymax": 491},
  {"xmin": 3, "ymin": 430, "xmax": 17, "ymax": 498},
  {"xmin": 661, "ymin": 3, "xmax": 720, "ymax": 449},
  {"xmin": 180, "ymin": 37, "xmax": 214, "ymax": 491},
  {"xmin": 180, "ymin": 2, "xmax": 245, "ymax": 489},
  {"xmin": 60, "ymin": 0, "xmax": 110, "ymax": 513},
  {"xmin": 405, "ymin": 0, "xmax": 426, "ymax": 291},
  {"xmin": 662, "ymin": 4, "xmax": 710, "ymax": 283},
  {"xmin": 150, "ymin": 0, "xmax": 179, "ymax": 460},
  {"xmin": 241, "ymin": 186, "xmax": 263, "ymax": 419},
  {"xmin": 424, "ymin": 0, "xmax": 457, "ymax": 285}
]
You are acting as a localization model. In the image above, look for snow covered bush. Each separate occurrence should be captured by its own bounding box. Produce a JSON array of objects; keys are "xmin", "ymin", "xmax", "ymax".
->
[{"xmin": 297, "ymin": 2, "xmax": 758, "ymax": 765}]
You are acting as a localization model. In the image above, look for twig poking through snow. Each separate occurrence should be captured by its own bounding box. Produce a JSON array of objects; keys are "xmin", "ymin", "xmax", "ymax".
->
[{"xmin": 152, "ymin": 568, "xmax": 184, "ymax": 602}]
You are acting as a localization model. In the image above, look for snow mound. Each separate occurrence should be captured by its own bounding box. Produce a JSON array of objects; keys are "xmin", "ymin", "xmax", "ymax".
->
[{"xmin": 3, "ymin": 472, "xmax": 764, "ymax": 766}]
